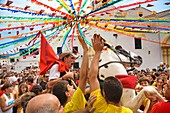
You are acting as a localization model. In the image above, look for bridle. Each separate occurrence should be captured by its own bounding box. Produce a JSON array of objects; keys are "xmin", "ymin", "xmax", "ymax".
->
[{"xmin": 99, "ymin": 43, "xmax": 142, "ymax": 71}]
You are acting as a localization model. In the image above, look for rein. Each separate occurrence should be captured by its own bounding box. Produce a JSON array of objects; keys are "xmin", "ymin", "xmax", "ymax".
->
[
  {"xmin": 99, "ymin": 61, "xmax": 137, "ymax": 69},
  {"xmin": 99, "ymin": 43, "xmax": 140, "ymax": 70}
]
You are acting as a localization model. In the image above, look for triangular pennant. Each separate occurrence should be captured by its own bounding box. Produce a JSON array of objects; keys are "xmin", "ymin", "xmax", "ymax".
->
[
  {"xmin": 6, "ymin": 0, "xmax": 13, "ymax": 6},
  {"xmin": 24, "ymin": 5, "xmax": 30, "ymax": 10},
  {"xmin": 30, "ymin": 28, "xmax": 34, "ymax": 31},
  {"xmin": 17, "ymin": 31, "xmax": 19, "ymax": 35},
  {"xmin": 39, "ymin": 10, "xmax": 45, "ymax": 14},
  {"xmin": 165, "ymin": 2, "xmax": 170, "ymax": 5},
  {"xmin": 146, "ymin": 4, "xmax": 154, "ymax": 7}
]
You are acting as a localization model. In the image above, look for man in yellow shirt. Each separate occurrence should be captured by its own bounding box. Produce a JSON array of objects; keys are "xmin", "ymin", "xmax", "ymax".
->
[
  {"xmin": 52, "ymin": 35, "xmax": 96, "ymax": 113},
  {"xmin": 89, "ymin": 34, "xmax": 133, "ymax": 113}
]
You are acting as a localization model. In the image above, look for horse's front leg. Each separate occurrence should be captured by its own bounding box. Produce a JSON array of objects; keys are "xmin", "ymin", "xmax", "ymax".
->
[
  {"xmin": 121, "ymin": 88, "xmax": 146, "ymax": 112},
  {"xmin": 121, "ymin": 86, "xmax": 158, "ymax": 113}
]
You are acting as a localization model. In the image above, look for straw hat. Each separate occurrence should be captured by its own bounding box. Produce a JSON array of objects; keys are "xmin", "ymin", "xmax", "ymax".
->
[{"xmin": 59, "ymin": 51, "xmax": 79, "ymax": 60}]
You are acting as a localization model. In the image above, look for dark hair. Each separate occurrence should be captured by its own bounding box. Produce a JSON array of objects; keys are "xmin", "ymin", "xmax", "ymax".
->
[
  {"xmin": 154, "ymin": 73, "xmax": 160, "ymax": 77},
  {"xmin": 138, "ymin": 77, "xmax": 150, "ymax": 85},
  {"xmin": 27, "ymin": 76, "xmax": 34, "ymax": 83},
  {"xmin": 156, "ymin": 77, "xmax": 164, "ymax": 83},
  {"xmin": 103, "ymin": 76, "xmax": 123, "ymax": 104},
  {"xmin": 4, "ymin": 74, "xmax": 10, "ymax": 79},
  {"xmin": 151, "ymin": 74, "xmax": 156, "ymax": 80},
  {"xmin": 31, "ymin": 85, "xmax": 43, "ymax": 95},
  {"xmin": 1, "ymin": 83, "xmax": 12, "ymax": 91},
  {"xmin": 141, "ymin": 69, "xmax": 146, "ymax": 73},
  {"xmin": 52, "ymin": 80, "xmax": 69, "ymax": 106},
  {"xmin": 19, "ymin": 83, "xmax": 28, "ymax": 96},
  {"xmin": 152, "ymin": 68, "xmax": 157, "ymax": 72},
  {"xmin": 21, "ymin": 92, "xmax": 36, "ymax": 113}
]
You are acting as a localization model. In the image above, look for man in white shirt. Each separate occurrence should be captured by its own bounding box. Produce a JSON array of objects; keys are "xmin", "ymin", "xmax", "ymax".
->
[{"xmin": 47, "ymin": 51, "xmax": 78, "ymax": 92}]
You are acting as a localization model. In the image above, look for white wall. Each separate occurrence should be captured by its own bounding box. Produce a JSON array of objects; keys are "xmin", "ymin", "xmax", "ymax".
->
[{"xmin": 14, "ymin": 56, "xmax": 39, "ymax": 72}]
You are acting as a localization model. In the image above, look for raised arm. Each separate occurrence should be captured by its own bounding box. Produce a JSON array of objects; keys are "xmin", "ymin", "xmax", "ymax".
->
[
  {"xmin": 89, "ymin": 34, "xmax": 104, "ymax": 92},
  {"xmin": 77, "ymin": 35, "xmax": 89, "ymax": 93}
]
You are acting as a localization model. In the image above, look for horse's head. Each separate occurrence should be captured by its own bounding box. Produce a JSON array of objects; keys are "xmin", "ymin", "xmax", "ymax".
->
[
  {"xmin": 114, "ymin": 45, "xmax": 143, "ymax": 68},
  {"xmin": 98, "ymin": 41, "xmax": 142, "ymax": 81}
]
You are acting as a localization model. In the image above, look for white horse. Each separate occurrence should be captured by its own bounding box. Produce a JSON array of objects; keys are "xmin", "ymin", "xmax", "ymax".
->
[{"xmin": 98, "ymin": 42, "xmax": 158, "ymax": 113}]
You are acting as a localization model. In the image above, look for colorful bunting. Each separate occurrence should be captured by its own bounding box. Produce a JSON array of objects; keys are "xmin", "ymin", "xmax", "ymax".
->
[{"xmin": 0, "ymin": 0, "xmax": 170, "ymax": 59}]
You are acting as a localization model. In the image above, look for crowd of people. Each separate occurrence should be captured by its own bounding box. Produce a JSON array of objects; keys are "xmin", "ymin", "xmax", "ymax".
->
[{"xmin": 0, "ymin": 34, "xmax": 170, "ymax": 113}]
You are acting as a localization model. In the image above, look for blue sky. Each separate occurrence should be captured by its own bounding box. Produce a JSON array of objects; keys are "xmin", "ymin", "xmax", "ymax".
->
[
  {"xmin": 0, "ymin": 0, "xmax": 169, "ymax": 54},
  {"xmin": 115, "ymin": 0, "xmax": 170, "ymax": 12}
]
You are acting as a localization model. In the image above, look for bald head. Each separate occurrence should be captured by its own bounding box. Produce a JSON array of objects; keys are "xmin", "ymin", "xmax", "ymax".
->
[{"xmin": 26, "ymin": 93, "xmax": 61, "ymax": 113}]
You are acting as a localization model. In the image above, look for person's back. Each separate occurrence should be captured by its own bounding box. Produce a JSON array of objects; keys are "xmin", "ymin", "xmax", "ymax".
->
[{"xmin": 91, "ymin": 77, "xmax": 132, "ymax": 113}]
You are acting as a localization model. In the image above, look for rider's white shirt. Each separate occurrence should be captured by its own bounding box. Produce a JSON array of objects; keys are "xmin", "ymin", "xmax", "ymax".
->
[{"xmin": 49, "ymin": 64, "xmax": 60, "ymax": 80}]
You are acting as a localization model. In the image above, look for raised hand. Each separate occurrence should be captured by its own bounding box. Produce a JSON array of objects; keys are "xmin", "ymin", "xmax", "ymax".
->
[
  {"xmin": 91, "ymin": 34, "xmax": 104, "ymax": 53},
  {"xmin": 77, "ymin": 35, "xmax": 88, "ymax": 52}
]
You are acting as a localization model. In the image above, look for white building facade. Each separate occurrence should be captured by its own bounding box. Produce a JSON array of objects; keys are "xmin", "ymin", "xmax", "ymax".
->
[{"xmin": 1, "ymin": 6, "xmax": 170, "ymax": 72}]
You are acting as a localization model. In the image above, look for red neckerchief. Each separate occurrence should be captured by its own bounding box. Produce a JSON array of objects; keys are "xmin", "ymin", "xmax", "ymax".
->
[{"xmin": 57, "ymin": 60, "xmax": 69, "ymax": 72}]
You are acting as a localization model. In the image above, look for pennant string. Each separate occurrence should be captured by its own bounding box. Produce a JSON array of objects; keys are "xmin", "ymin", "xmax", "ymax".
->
[
  {"xmin": 0, "ymin": 7, "xmax": 60, "ymax": 18},
  {"xmin": 0, "ymin": 28, "xmax": 58, "ymax": 56},
  {"xmin": 0, "ymin": 22, "xmax": 54, "ymax": 32},
  {"xmin": 77, "ymin": 0, "xmax": 82, "ymax": 14},
  {"xmin": 31, "ymin": 0, "xmax": 73, "ymax": 19},
  {"xmin": 55, "ymin": 0, "xmax": 74, "ymax": 16},
  {"xmin": 79, "ymin": 0, "xmax": 87, "ymax": 15},
  {"xmin": 61, "ymin": 27, "xmax": 72, "ymax": 49},
  {"xmin": 0, "ymin": 4, "xmax": 64, "ymax": 18},
  {"xmin": 68, "ymin": 0, "xmax": 76, "ymax": 15},
  {"xmin": 85, "ymin": 0, "xmax": 122, "ymax": 17},
  {"xmin": 88, "ymin": 0, "xmax": 157, "ymax": 17},
  {"xmin": 78, "ymin": 23, "xmax": 92, "ymax": 46},
  {"xmin": 88, "ymin": 22, "xmax": 170, "ymax": 46},
  {"xmin": 0, "ymin": 26, "xmax": 56, "ymax": 47},
  {"xmin": 0, "ymin": 22, "xmax": 69, "ymax": 56},
  {"xmin": 71, "ymin": 25, "xmax": 76, "ymax": 48}
]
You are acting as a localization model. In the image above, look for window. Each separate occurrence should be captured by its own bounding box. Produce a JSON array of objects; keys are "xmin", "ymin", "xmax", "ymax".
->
[
  {"xmin": 73, "ymin": 46, "xmax": 78, "ymax": 54},
  {"xmin": 73, "ymin": 62, "xmax": 79, "ymax": 69},
  {"xmin": 30, "ymin": 48, "xmax": 39, "ymax": 55},
  {"xmin": 19, "ymin": 49, "xmax": 29, "ymax": 56},
  {"xmin": 57, "ymin": 47, "xmax": 62, "ymax": 54},
  {"xmin": 10, "ymin": 58, "xmax": 15, "ymax": 62},
  {"xmin": 134, "ymin": 38, "xmax": 142, "ymax": 49}
]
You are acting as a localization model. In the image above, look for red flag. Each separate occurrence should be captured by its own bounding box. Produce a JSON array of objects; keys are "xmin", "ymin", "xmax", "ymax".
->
[{"xmin": 39, "ymin": 31, "xmax": 68, "ymax": 75}]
